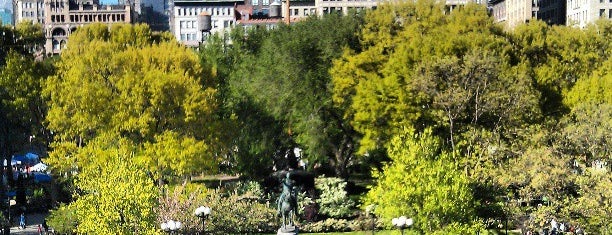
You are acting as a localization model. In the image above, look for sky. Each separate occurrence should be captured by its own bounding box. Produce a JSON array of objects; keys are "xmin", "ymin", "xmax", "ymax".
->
[
  {"xmin": 100, "ymin": 0, "xmax": 120, "ymax": 5},
  {"xmin": 0, "ymin": 0, "xmax": 10, "ymax": 9}
]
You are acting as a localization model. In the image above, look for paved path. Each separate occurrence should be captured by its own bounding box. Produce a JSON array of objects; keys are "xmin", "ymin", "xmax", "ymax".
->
[{"xmin": 7, "ymin": 213, "xmax": 48, "ymax": 235}]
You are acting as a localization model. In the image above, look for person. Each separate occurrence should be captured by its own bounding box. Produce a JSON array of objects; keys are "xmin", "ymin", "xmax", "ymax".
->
[
  {"xmin": 19, "ymin": 213, "xmax": 25, "ymax": 229},
  {"xmin": 42, "ymin": 219, "xmax": 49, "ymax": 234},
  {"xmin": 38, "ymin": 224, "xmax": 42, "ymax": 235}
]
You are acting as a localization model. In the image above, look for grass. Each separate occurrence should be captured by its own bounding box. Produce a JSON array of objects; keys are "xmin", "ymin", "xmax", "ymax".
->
[{"xmin": 300, "ymin": 229, "xmax": 522, "ymax": 235}]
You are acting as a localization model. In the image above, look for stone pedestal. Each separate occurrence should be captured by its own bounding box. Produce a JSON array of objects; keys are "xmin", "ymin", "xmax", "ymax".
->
[{"xmin": 277, "ymin": 225, "xmax": 299, "ymax": 235}]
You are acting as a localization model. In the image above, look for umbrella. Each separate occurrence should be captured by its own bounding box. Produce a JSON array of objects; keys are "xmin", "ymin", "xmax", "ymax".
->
[
  {"xmin": 30, "ymin": 162, "xmax": 48, "ymax": 172},
  {"xmin": 33, "ymin": 172, "xmax": 52, "ymax": 183},
  {"xmin": 11, "ymin": 152, "xmax": 40, "ymax": 166}
]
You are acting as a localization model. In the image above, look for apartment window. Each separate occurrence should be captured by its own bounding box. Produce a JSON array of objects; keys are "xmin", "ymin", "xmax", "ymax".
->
[
  {"xmin": 609, "ymin": 9, "xmax": 612, "ymax": 18},
  {"xmin": 600, "ymin": 9, "xmax": 606, "ymax": 17},
  {"xmin": 180, "ymin": 34, "xmax": 186, "ymax": 41},
  {"xmin": 263, "ymin": 0, "xmax": 269, "ymax": 5},
  {"xmin": 293, "ymin": 9, "xmax": 298, "ymax": 16},
  {"xmin": 253, "ymin": 0, "xmax": 259, "ymax": 5}
]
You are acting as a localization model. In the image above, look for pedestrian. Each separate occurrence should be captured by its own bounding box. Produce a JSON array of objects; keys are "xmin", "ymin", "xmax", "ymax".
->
[
  {"xmin": 42, "ymin": 219, "xmax": 49, "ymax": 234},
  {"xmin": 19, "ymin": 213, "xmax": 25, "ymax": 229},
  {"xmin": 38, "ymin": 224, "xmax": 42, "ymax": 235}
]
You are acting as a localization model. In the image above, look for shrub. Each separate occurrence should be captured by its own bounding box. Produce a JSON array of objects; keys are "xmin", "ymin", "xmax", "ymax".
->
[
  {"xmin": 204, "ymin": 188, "xmax": 278, "ymax": 234},
  {"xmin": 301, "ymin": 218, "xmax": 351, "ymax": 233},
  {"xmin": 47, "ymin": 204, "xmax": 77, "ymax": 235},
  {"xmin": 315, "ymin": 177, "xmax": 355, "ymax": 218},
  {"xmin": 158, "ymin": 181, "xmax": 279, "ymax": 234}
]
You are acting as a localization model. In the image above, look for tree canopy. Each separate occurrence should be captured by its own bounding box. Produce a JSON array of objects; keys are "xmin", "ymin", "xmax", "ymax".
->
[{"xmin": 44, "ymin": 23, "xmax": 219, "ymax": 182}]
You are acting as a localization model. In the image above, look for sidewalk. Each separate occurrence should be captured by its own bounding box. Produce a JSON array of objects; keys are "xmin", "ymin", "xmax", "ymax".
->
[{"xmin": 8, "ymin": 213, "xmax": 47, "ymax": 235}]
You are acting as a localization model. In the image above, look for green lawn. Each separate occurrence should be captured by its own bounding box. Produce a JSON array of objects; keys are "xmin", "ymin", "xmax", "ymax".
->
[{"xmin": 301, "ymin": 229, "xmax": 521, "ymax": 235}]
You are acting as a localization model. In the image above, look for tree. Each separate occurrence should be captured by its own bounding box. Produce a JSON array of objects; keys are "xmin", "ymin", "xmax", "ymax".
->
[
  {"xmin": 229, "ymin": 14, "xmax": 363, "ymax": 178},
  {"xmin": 363, "ymin": 128, "xmax": 479, "ymax": 233},
  {"xmin": 509, "ymin": 20, "xmax": 611, "ymax": 116},
  {"xmin": 0, "ymin": 51, "xmax": 53, "ymax": 158},
  {"xmin": 72, "ymin": 135, "xmax": 159, "ymax": 234},
  {"xmin": 331, "ymin": 1, "xmax": 516, "ymax": 153},
  {"xmin": 44, "ymin": 23, "xmax": 219, "ymax": 183}
]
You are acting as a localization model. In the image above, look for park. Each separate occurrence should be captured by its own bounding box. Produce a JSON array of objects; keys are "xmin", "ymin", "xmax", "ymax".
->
[{"xmin": 0, "ymin": 0, "xmax": 610, "ymax": 234}]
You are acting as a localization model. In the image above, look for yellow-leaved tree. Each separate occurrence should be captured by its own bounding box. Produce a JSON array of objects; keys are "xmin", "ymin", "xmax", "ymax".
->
[{"xmin": 44, "ymin": 23, "xmax": 219, "ymax": 183}]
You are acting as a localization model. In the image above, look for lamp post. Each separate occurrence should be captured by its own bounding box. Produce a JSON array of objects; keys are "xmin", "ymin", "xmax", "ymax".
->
[
  {"xmin": 391, "ymin": 216, "xmax": 413, "ymax": 235},
  {"xmin": 161, "ymin": 220, "xmax": 182, "ymax": 235},
  {"xmin": 194, "ymin": 206, "xmax": 211, "ymax": 234}
]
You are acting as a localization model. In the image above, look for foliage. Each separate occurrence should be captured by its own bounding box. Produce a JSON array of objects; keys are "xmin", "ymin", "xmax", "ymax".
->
[
  {"xmin": 301, "ymin": 218, "xmax": 352, "ymax": 233},
  {"xmin": 44, "ymin": 23, "xmax": 219, "ymax": 183},
  {"xmin": 47, "ymin": 204, "xmax": 78, "ymax": 235},
  {"xmin": 331, "ymin": 1, "xmax": 522, "ymax": 154},
  {"xmin": 229, "ymin": 13, "xmax": 363, "ymax": 178},
  {"xmin": 72, "ymin": 136, "xmax": 159, "ymax": 234},
  {"xmin": 158, "ymin": 181, "xmax": 277, "ymax": 234},
  {"xmin": 564, "ymin": 169, "xmax": 612, "ymax": 234},
  {"xmin": 363, "ymin": 128, "xmax": 479, "ymax": 233},
  {"xmin": 0, "ymin": 50, "xmax": 53, "ymax": 158},
  {"xmin": 315, "ymin": 176, "xmax": 355, "ymax": 218},
  {"xmin": 202, "ymin": 188, "xmax": 278, "ymax": 234},
  {"xmin": 157, "ymin": 183, "xmax": 208, "ymax": 234}
]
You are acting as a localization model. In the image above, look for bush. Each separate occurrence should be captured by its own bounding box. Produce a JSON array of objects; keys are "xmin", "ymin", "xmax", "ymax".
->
[
  {"xmin": 204, "ymin": 188, "xmax": 278, "ymax": 234},
  {"xmin": 315, "ymin": 177, "xmax": 355, "ymax": 218},
  {"xmin": 158, "ymin": 181, "xmax": 279, "ymax": 234},
  {"xmin": 47, "ymin": 204, "xmax": 77, "ymax": 235},
  {"xmin": 301, "ymin": 218, "xmax": 351, "ymax": 233}
]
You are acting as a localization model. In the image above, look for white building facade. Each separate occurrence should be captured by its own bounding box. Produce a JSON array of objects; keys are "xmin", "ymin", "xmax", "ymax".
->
[
  {"xmin": 171, "ymin": 0, "xmax": 240, "ymax": 46},
  {"xmin": 567, "ymin": 0, "xmax": 612, "ymax": 27},
  {"xmin": 13, "ymin": 0, "xmax": 45, "ymax": 24}
]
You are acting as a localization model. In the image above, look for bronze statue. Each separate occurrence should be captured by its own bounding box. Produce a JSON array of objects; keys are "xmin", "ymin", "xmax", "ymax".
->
[{"xmin": 277, "ymin": 172, "xmax": 298, "ymax": 230}]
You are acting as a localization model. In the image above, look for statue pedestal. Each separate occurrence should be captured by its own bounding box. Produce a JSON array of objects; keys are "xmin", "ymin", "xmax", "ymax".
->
[{"xmin": 277, "ymin": 225, "xmax": 299, "ymax": 235}]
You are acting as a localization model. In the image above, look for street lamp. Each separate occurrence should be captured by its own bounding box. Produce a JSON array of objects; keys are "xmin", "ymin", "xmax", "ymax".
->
[
  {"xmin": 161, "ymin": 220, "xmax": 182, "ymax": 234},
  {"xmin": 392, "ymin": 216, "xmax": 413, "ymax": 235},
  {"xmin": 194, "ymin": 206, "xmax": 211, "ymax": 234}
]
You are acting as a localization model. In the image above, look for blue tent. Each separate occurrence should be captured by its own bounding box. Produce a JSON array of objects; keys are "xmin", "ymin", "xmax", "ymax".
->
[
  {"xmin": 33, "ymin": 172, "xmax": 52, "ymax": 183},
  {"xmin": 11, "ymin": 152, "xmax": 40, "ymax": 166}
]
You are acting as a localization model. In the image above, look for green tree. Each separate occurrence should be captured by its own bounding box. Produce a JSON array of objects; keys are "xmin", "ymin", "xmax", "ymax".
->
[
  {"xmin": 331, "ymin": 1, "xmax": 516, "ymax": 153},
  {"xmin": 363, "ymin": 128, "xmax": 479, "ymax": 233},
  {"xmin": 0, "ymin": 51, "xmax": 53, "ymax": 158},
  {"xmin": 230, "ymin": 14, "xmax": 363, "ymax": 178}
]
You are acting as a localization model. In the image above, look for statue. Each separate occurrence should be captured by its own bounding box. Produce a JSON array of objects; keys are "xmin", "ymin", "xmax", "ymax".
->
[{"xmin": 277, "ymin": 172, "xmax": 298, "ymax": 233}]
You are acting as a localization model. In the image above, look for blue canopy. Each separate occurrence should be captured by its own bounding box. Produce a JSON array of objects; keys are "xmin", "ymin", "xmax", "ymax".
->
[
  {"xmin": 11, "ymin": 152, "xmax": 40, "ymax": 166},
  {"xmin": 33, "ymin": 172, "xmax": 52, "ymax": 183}
]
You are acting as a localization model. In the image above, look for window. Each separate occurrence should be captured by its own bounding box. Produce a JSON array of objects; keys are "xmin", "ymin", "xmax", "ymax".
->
[
  {"xmin": 263, "ymin": 0, "xmax": 269, "ymax": 5},
  {"xmin": 180, "ymin": 34, "xmax": 186, "ymax": 41},
  {"xmin": 253, "ymin": 0, "xmax": 259, "ymax": 5},
  {"xmin": 600, "ymin": 9, "xmax": 606, "ymax": 17},
  {"xmin": 187, "ymin": 33, "xmax": 192, "ymax": 41},
  {"xmin": 180, "ymin": 21, "xmax": 185, "ymax": 28}
]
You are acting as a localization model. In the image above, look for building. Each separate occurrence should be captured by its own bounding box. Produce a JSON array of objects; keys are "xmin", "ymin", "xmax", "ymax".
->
[
  {"xmin": 43, "ymin": 0, "xmax": 133, "ymax": 53},
  {"xmin": 491, "ymin": 0, "xmax": 566, "ymax": 29},
  {"xmin": 490, "ymin": 0, "xmax": 507, "ymax": 23},
  {"xmin": 567, "ymin": 0, "xmax": 612, "ymax": 28},
  {"xmin": 171, "ymin": 0, "xmax": 241, "ymax": 46},
  {"xmin": 13, "ymin": 0, "xmax": 45, "ymax": 24}
]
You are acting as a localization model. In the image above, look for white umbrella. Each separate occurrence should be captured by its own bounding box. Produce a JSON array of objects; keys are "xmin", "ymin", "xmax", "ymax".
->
[{"xmin": 30, "ymin": 162, "xmax": 48, "ymax": 172}]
